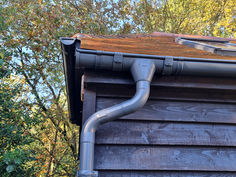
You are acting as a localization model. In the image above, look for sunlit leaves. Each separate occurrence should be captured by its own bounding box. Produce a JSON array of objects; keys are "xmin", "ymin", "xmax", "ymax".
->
[{"xmin": 129, "ymin": 0, "xmax": 235, "ymax": 37}]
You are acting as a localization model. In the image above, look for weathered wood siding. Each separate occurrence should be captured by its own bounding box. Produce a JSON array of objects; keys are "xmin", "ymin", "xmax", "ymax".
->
[{"xmin": 82, "ymin": 71, "xmax": 236, "ymax": 177}]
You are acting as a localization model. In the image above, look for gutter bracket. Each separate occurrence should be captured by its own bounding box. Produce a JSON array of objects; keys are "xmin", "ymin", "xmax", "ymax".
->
[
  {"xmin": 95, "ymin": 55, "xmax": 101, "ymax": 69},
  {"xmin": 113, "ymin": 52, "xmax": 123, "ymax": 71},
  {"xmin": 163, "ymin": 56, "xmax": 173, "ymax": 75}
]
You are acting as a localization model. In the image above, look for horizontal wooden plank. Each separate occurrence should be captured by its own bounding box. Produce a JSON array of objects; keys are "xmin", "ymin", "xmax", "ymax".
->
[
  {"xmin": 96, "ymin": 121, "xmax": 236, "ymax": 146},
  {"xmin": 84, "ymin": 71, "xmax": 236, "ymax": 91},
  {"xmin": 97, "ymin": 98, "xmax": 236, "ymax": 124},
  {"xmin": 98, "ymin": 171, "xmax": 236, "ymax": 177},
  {"xmin": 94, "ymin": 145, "xmax": 236, "ymax": 171},
  {"xmin": 95, "ymin": 85, "xmax": 236, "ymax": 103}
]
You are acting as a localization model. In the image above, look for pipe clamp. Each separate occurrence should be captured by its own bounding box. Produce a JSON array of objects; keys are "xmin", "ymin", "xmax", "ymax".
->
[
  {"xmin": 95, "ymin": 55, "xmax": 101, "ymax": 69},
  {"xmin": 113, "ymin": 52, "xmax": 123, "ymax": 71},
  {"xmin": 163, "ymin": 56, "xmax": 173, "ymax": 75}
]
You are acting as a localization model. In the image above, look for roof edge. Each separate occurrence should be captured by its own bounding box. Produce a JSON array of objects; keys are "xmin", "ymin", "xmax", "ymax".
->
[{"xmin": 61, "ymin": 37, "xmax": 83, "ymax": 125}]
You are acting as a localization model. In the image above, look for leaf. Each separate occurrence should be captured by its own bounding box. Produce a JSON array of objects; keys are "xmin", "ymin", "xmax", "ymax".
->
[
  {"xmin": 6, "ymin": 165, "xmax": 15, "ymax": 173},
  {"xmin": 0, "ymin": 52, "xmax": 3, "ymax": 59},
  {"xmin": 0, "ymin": 58, "xmax": 3, "ymax": 66},
  {"xmin": 14, "ymin": 158, "xmax": 22, "ymax": 165}
]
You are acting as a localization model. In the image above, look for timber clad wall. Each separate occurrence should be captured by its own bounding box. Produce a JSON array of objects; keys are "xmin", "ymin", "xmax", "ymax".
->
[{"xmin": 82, "ymin": 70, "xmax": 236, "ymax": 177}]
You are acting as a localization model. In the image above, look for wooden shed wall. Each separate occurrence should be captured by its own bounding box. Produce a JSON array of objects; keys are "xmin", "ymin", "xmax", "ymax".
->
[{"xmin": 81, "ymin": 71, "xmax": 236, "ymax": 177}]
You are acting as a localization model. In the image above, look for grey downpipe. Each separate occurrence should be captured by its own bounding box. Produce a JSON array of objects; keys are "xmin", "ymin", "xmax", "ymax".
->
[{"xmin": 78, "ymin": 60, "xmax": 156, "ymax": 177}]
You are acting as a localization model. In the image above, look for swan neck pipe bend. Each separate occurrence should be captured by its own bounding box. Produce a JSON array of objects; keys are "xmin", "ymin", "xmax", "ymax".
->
[{"xmin": 78, "ymin": 60, "xmax": 155, "ymax": 177}]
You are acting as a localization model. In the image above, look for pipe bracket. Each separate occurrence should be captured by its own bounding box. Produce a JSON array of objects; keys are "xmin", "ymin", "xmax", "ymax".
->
[
  {"xmin": 95, "ymin": 55, "xmax": 101, "ymax": 69},
  {"xmin": 113, "ymin": 52, "xmax": 123, "ymax": 71},
  {"xmin": 163, "ymin": 56, "xmax": 173, "ymax": 75}
]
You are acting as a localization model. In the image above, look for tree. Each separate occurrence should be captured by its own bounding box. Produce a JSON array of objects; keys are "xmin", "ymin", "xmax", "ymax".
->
[{"xmin": 127, "ymin": 0, "xmax": 235, "ymax": 37}]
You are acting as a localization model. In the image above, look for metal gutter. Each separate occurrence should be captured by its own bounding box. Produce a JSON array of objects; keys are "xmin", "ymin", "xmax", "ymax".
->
[
  {"xmin": 76, "ymin": 48, "xmax": 236, "ymax": 63},
  {"xmin": 61, "ymin": 38, "xmax": 83, "ymax": 125},
  {"xmin": 76, "ymin": 48, "xmax": 236, "ymax": 78}
]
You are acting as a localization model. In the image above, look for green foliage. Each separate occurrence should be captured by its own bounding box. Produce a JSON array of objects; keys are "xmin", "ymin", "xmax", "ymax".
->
[
  {"xmin": 0, "ymin": 149, "xmax": 36, "ymax": 176},
  {"xmin": 0, "ymin": 58, "xmax": 39, "ymax": 176}
]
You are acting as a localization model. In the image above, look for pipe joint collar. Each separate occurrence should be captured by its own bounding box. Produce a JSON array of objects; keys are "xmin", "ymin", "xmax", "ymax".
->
[
  {"xmin": 131, "ymin": 59, "xmax": 155, "ymax": 82},
  {"xmin": 163, "ymin": 56, "xmax": 173, "ymax": 75},
  {"xmin": 81, "ymin": 132, "xmax": 95, "ymax": 144},
  {"xmin": 78, "ymin": 170, "xmax": 98, "ymax": 177}
]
